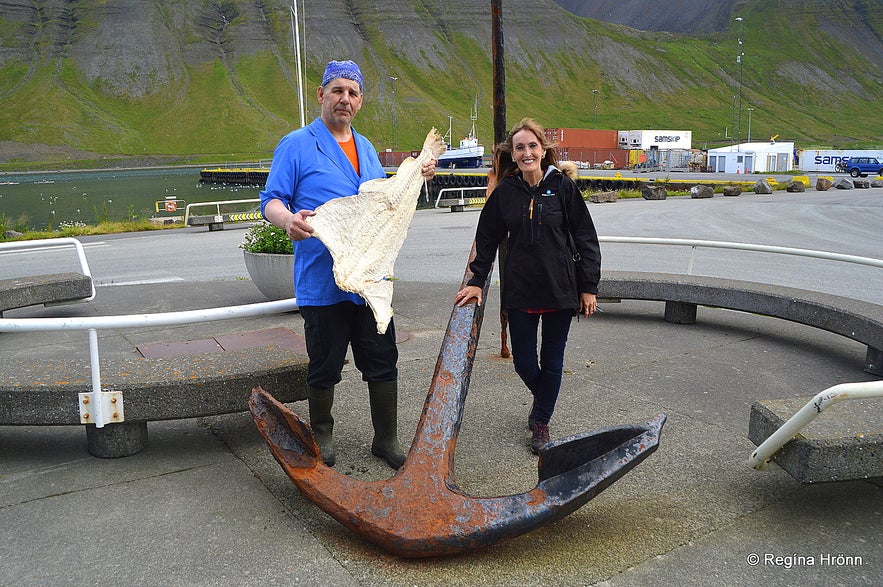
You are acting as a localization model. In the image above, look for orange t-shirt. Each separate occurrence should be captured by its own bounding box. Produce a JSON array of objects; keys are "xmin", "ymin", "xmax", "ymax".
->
[{"xmin": 338, "ymin": 135, "xmax": 359, "ymax": 175}]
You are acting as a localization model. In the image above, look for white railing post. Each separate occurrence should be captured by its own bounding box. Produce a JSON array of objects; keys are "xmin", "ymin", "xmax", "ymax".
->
[
  {"xmin": 0, "ymin": 237, "xmax": 96, "ymax": 300},
  {"xmin": 86, "ymin": 328, "xmax": 105, "ymax": 427},
  {"xmin": 749, "ymin": 381, "xmax": 883, "ymax": 470}
]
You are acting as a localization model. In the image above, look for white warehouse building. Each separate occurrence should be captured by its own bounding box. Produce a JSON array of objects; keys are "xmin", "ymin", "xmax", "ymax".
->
[{"xmin": 706, "ymin": 141, "xmax": 795, "ymax": 174}]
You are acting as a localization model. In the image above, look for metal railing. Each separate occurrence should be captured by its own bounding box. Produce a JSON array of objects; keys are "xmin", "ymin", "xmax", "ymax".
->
[
  {"xmin": 1, "ymin": 233, "xmax": 297, "ymax": 428},
  {"xmin": 0, "ymin": 237, "xmax": 96, "ymax": 301},
  {"xmin": 595, "ymin": 237, "xmax": 883, "ymax": 471},
  {"xmin": 183, "ymin": 198, "xmax": 260, "ymax": 225},
  {"xmin": 0, "ymin": 298, "xmax": 299, "ymax": 428},
  {"xmin": 597, "ymin": 236, "xmax": 883, "ymax": 272},
  {"xmin": 434, "ymin": 187, "xmax": 487, "ymax": 208}
]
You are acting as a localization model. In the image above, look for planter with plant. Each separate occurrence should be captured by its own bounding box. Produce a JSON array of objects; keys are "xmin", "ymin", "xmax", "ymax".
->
[{"xmin": 240, "ymin": 221, "xmax": 295, "ymax": 300}]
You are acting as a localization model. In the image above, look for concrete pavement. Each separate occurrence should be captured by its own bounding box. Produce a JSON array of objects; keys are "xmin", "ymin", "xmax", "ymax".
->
[{"xmin": 1, "ymin": 271, "xmax": 881, "ymax": 585}]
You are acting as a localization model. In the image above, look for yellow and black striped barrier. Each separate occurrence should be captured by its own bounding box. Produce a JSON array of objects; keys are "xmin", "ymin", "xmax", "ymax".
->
[{"xmin": 187, "ymin": 211, "xmax": 263, "ymax": 231}]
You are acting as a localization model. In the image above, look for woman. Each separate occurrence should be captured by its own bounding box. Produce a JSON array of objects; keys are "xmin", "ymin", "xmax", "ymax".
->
[{"xmin": 455, "ymin": 117, "xmax": 601, "ymax": 454}]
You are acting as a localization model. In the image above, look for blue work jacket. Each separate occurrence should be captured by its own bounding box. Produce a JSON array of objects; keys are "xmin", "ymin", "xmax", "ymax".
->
[{"xmin": 260, "ymin": 118, "xmax": 385, "ymax": 306}]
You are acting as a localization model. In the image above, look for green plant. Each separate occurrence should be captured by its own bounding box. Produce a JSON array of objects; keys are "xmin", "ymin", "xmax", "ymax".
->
[{"xmin": 239, "ymin": 221, "xmax": 293, "ymax": 254}]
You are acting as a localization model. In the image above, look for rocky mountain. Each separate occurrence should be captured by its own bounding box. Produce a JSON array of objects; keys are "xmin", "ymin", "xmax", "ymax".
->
[
  {"xmin": 553, "ymin": 0, "xmax": 739, "ymax": 33},
  {"xmin": 555, "ymin": 0, "xmax": 883, "ymax": 67},
  {"xmin": 0, "ymin": 0, "xmax": 880, "ymax": 167}
]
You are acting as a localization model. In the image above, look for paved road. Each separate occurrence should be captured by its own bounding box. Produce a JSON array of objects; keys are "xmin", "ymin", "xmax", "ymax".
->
[{"xmin": 4, "ymin": 186, "xmax": 880, "ymax": 304}]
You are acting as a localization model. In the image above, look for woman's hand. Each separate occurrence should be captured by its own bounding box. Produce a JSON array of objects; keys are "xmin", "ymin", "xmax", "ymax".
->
[
  {"xmin": 580, "ymin": 292, "xmax": 597, "ymax": 317},
  {"xmin": 455, "ymin": 285, "xmax": 482, "ymax": 307}
]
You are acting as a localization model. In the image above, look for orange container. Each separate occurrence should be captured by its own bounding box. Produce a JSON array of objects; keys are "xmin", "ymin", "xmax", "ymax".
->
[{"xmin": 544, "ymin": 128, "xmax": 619, "ymax": 150}]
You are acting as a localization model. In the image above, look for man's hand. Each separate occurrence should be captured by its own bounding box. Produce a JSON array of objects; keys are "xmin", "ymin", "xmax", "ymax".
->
[
  {"xmin": 264, "ymin": 199, "xmax": 314, "ymax": 242},
  {"xmin": 283, "ymin": 209, "xmax": 316, "ymax": 241},
  {"xmin": 421, "ymin": 158, "xmax": 437, "ymax": 180}
]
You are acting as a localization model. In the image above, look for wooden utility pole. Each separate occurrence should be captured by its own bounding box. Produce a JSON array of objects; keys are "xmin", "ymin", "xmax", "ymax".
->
[
  {"xmin": 491, "ymin": 0, "xmax": 510, "ymax": 358},
  {"xmin": 491, "ymin": 0, "xmax": 506, "ymax": 146}
]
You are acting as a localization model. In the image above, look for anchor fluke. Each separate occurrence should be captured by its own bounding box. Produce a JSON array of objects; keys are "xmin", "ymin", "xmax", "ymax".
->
[{"xmin": 249, "ymin": 386, "xmax": 325, "ymax": 471}]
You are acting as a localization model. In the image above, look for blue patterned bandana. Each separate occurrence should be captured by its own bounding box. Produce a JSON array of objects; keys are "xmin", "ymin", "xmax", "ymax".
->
[{"xmin": 322, "ymin": 60, "xmax": 363, "ymax": 92}]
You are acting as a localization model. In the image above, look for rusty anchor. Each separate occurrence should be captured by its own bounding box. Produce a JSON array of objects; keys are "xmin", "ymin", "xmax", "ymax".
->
[{"xmin": 249, "ymin": 245, "xmax": 666, "ymax": 557}]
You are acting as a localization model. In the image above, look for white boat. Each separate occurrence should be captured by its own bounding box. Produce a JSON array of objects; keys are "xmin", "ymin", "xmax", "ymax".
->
[{"xmin": 437, "ymin": 108, "xmax": 485, "ymax": 168}]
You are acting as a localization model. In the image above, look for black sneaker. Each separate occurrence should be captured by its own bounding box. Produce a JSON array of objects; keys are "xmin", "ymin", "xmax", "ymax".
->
[{"xmin": 530, "ymin": 422, "xmax": 550, "ymax": 455}]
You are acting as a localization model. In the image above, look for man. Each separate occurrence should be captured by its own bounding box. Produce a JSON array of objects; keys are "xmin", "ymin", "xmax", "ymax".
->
[{"xmin": 260, "ymin": 60, "xmax": 436, "ymax": 470}]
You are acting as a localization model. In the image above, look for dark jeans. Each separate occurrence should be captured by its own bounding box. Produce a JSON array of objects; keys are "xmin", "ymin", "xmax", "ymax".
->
[
  {"xmin": 507, "ymin": 309, "xmax": 573, "ymax": 425},
  {"xmin": 300, "ymin": 302, "xmax": 398, "ymax": 389}
]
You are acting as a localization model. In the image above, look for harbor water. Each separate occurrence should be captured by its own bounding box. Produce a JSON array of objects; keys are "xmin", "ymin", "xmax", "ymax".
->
[{"xmin": 0, "ymin": 167, "xmax": 262, "ymax": 231}]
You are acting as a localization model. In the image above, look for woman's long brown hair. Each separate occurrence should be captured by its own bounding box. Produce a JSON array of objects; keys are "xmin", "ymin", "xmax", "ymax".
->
[{"xmin": 492, "ymin": 117, "xmax": 560, "ymax": 179}]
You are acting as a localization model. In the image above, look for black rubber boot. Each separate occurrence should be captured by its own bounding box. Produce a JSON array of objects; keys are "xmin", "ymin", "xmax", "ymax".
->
[
  {"xmin": 368, "ymin": 381, "xmax": 407, "ymax": 470},
  {"xmin": 307, "ymin": 385, "xmax": 336, "ymax": 467}
]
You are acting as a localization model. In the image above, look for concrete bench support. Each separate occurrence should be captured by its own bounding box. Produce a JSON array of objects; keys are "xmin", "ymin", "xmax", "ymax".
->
[
  {"xmin": 866, "ymin": 346, "xmax": 882, "ymax": 376},
  {"xmin": 86, "ymin": 422, "xmax": 149, "ymax": 458},
  {"xmin": 663, "ymin": 301, "xmax": 697, "ymax": 324}
]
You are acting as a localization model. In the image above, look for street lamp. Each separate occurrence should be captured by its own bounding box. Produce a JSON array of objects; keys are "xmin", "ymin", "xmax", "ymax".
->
[
  {"xmin": 734, "ymin": 16, "xmax": 744, "ymax": 151},
  {"xmin": 746, "ymin": 107, "xmax": 754, "ymax": 142},
  {"xmin": 389, "ymin": 76, "xmax": 398, "ymax": 150},
  {"xmin": 289, "ymin": 2, "xmax": 306, "ymax": 128},
  {"xmin": 592, "ymin": 89, "xmax": 600, "ymax": 129}
]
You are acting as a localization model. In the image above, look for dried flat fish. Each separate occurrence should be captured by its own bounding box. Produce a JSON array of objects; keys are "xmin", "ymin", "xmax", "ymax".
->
[{"xmin": 307, "ymin": 128, "xmax": 446, "ymax": 333}]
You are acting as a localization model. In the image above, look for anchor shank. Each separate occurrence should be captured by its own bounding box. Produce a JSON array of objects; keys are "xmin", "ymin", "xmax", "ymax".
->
[{"xmin": 407, "ymin": 243, "xmax": 492, "ymax": 467}]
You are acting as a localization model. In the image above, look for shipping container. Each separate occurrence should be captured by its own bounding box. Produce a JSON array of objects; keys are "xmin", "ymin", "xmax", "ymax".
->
[
  {"xmin": 617, "ymin": 130, "xmax": 692, "ymax": 150},
  {"xmin": 377, "ymin": 150, "xmax": 420, "ymax": 167},
  {"xmin": 544, "ymin": 128, "xmax": 618, "ymax": 149},
  {"xmin": 797, "ymin": 149, "xmax": 883, "ymax": 172}
]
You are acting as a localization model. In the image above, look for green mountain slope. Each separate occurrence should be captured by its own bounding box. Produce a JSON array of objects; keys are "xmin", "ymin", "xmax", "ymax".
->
[{"xmin": 0, "ymin": 0, "xmax": 880, "ymax": 168}]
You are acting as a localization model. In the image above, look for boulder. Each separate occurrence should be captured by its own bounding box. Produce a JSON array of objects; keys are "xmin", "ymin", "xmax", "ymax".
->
[
  {"xmin": 786, "ymin": 180, "xmax": 806, "ymax": 193},
  {"xmin": 853, "ymin": 179, "xmax": 870, "ymax": 189},
  {"xmin": 590, "ymin": 191, "xmax": 618, "ymax": 203},
  {"xmin": 834, "ymin": 178, "xmax": 854, "ymax": 190},
  {"xmin": 753, "ymin": 180, "xmax": 773, "ymax": 194},
  {"xmin": 690, "ymin": 185, "xmax": 714, "ymax": 199},
  {"xmin": 641, "ymin": 185, "xmax": 667, "ymax": 200},
  {"xmin": 722, "ymin": 185, "xmax": 742, "ymax": 196},
  {"xmin": 815, "ymin": 177, "xmax": 833, "ymax": 191},
  {"xmin": 872, "ymin": 179, "xmax": 883, "ymax": 188}
]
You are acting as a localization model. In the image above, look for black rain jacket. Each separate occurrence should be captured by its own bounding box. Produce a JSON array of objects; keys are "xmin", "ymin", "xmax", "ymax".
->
[{"xmin": 467, "ymin": 167, "xmax": 602, "ymax": 311}]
